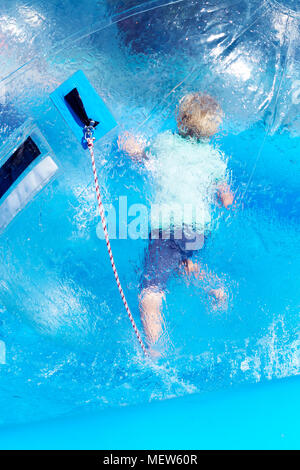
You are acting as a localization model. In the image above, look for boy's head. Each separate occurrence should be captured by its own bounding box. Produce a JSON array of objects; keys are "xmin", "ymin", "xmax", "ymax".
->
[{"xmin": 177, "ymin": 93, "xmax": 223, "ymax": 139}]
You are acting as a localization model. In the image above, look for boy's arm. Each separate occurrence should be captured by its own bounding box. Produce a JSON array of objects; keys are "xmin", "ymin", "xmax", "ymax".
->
[
  {"xmin": 118, "ymin": 132, "xmax": 147, "ymax": 163},
  {"xmin": 217, "ymin": 182, "xmax": 234, "ymax": 209}
]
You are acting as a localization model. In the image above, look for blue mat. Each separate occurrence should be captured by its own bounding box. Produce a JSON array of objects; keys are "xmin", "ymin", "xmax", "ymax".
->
[{"xmin": 50, "ymin": 70, "xmax": 117, "ymax": 145}]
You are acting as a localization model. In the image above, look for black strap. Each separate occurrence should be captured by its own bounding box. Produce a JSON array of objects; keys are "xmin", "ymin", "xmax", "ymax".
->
[
  {"xmin": 64, "ymin": 88, "xmax": 99, "ymax": 128},
  {"xmin": 0, "ymin": 136, "xmax": 41, "ymax": 200}
]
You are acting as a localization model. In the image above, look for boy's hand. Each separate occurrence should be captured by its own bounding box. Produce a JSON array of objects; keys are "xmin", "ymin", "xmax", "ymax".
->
[
  {"xmin": 217, "ymin": 183, "xmax": 234, "ymax": 209},
  {"xmin": 118, "ymin": 132, "xmax": 146, "ymax": 161}
]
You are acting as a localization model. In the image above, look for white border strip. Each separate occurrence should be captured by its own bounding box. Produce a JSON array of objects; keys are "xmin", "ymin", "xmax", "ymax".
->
[{"xmin": 0, "ymin": 156, "xmax": 58, "ymax": 232}]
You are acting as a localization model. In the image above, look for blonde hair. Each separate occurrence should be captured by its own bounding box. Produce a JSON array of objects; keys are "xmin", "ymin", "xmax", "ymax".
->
[{"xmin": 177, "ymin": 93, "xmax": 223, "ymax": 139}]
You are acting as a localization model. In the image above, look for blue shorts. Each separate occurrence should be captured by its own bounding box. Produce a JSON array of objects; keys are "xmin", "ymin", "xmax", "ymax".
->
[{"xmin": 141, "ymin": 227, "xmax": 205, "ymax": 292}]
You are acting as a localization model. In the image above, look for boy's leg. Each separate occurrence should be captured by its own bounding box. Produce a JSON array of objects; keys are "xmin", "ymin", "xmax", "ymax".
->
[
  {"xmin": 140, "ymin": 234, "xmax": 182, "ymax": 347},
  {"xmin": 182, "ymin": 259, "xmax": 227, "ymax": 303},
  {"xmin": 140, "ymin": 288, "xmax": 165, "ymax": 345},
  {"xmin": 179, "ymin": 228, "xmax": 227, "ymax": 305}
]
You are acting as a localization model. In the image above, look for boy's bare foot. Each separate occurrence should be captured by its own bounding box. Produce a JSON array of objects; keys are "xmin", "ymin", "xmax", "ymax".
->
[
  {"xmin": 148, "ymin": 347, "xmax": 162, "ymax": 360},
  {"xmin": 209, "ymin": 287, "xmax": 228, "ymax": 310},
  {"xmin": 182, "ymin": 259, "xmax": 205, "ymax": 279},
  {"xmin": 209, "ymin": 287, "xmax": 226, "ymax": 300}
]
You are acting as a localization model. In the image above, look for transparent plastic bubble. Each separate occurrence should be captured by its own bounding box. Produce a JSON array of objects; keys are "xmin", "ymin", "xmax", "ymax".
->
[{"xmin": 0, "ymin": 0, "xmax": 299, "ymax": 425}]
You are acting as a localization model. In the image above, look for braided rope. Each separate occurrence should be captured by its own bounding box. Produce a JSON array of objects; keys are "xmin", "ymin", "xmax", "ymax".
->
[{"xmin": 86, "ymin": 137, "xmax": 148, "ymax": 356}]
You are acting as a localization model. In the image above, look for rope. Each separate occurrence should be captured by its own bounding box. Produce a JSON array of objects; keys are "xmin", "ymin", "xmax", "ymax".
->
[{"xmin": 86, "ymin": 135, "xmax": 148, "ymax": 357}]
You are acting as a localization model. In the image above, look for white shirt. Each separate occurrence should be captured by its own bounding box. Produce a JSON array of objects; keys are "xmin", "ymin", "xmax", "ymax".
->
[{"xmin": 147, "ymin": 131, "xmax": 228, "ymax": 233}]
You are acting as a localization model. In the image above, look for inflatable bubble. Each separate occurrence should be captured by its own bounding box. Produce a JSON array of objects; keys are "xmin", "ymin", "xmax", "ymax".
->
[{"xmin": 0, "ymin": 0, "xmax": 299, "ymax": 425}]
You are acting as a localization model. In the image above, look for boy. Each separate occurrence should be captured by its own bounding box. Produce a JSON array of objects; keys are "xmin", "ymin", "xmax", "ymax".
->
[{"xmin": 119, "ymin": 93, "xmax": 234, "ymax": 351}]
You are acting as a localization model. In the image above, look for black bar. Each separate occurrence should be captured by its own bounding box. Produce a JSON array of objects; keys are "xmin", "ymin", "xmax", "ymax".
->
[
  {"xmin": 0, "ymin": 136, "xmax": 41, "ymax": 200},
  {"xmin": 64, "ymin": 88, "xmax": 99, "ymax": 129}
]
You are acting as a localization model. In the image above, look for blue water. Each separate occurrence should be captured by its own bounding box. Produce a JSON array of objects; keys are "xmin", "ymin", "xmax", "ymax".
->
[{"xmin": 0, "ymin": 0, "xmax": 299, "ymax": 425}]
